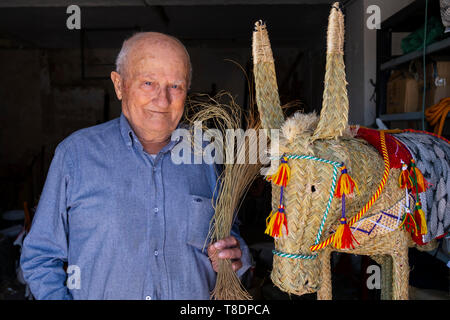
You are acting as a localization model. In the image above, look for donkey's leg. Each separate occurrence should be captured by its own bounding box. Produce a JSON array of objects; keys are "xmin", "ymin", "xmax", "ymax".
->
[
  {"xmin": 391, "ymin": 232, "xmax": 410, "ymax": 300},
  {"xmin": 317, "ymin": 249, "xmax": 332, "ymax": 300},
  {"xmin": 371, "ymin": 255, "xmax": 393, "ymax": 300},
  {"xmin": 381, "ymin": 255, "xmax": 393, "ymax": 300}
]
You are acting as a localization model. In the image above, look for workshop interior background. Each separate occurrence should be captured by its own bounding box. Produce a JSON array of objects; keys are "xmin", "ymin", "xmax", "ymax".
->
[{"xmin": 0, "ymin": 0, "xmax": 449, "ymax": 300}]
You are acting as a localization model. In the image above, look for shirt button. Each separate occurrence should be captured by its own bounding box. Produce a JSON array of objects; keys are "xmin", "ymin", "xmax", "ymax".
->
[
  {"xmin": 145, "ymin": 295, "xmax": 152, "ymax": 300},
  {"xmin": 153, "ymin": 207, "xmax": 159, "ymax": 213},
  {"xmin": 154, "ymin": 250, "xmax": 159, "ymax": 256}
]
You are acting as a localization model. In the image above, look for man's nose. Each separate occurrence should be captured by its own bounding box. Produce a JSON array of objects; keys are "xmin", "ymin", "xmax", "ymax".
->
[{"xmin": 153, "ymin": 85, "xmax": 171, "ymax": 109}]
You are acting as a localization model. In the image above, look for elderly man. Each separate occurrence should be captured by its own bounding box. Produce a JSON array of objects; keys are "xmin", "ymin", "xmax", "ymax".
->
[{"xmin": 20, "ymin": 32, "xmax": 252, "ymax": 300}]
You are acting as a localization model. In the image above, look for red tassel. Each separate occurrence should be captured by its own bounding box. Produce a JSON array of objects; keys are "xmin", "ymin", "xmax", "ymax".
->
[
  {"xmin": 267, "ymin": 157, "xmax": 290, "ymax": 188},
  {"xmin": 265, "ymin": 205, "xmax": 288, "ymax": 238},
  {"xmin": 335, "ymin": 166, "xmax": 359, "ymax": 198},
  {"xmin": 333, "ymin": 218, "xmax": 359, "ymax": 249}
]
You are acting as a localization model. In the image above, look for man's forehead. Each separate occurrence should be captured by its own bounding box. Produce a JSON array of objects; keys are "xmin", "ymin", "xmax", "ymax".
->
[
  {"xmin": 119, "ymin": 32, "xmax": 191, "ymax": 83},
  {"xmin": 130, "ymin": 45, "xmax": 188, "ymax": 66},
  {"xmin": 133, "ymin": 71, "xmax": 187, "ymax": 83},
  {"xmin": 134, "ymin": 36, "xmax": 187, "ymax": 57}
]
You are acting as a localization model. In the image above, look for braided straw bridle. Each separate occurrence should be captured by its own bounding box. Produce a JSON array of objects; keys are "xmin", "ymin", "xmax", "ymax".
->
[{"xmin": 271, "ymin": 131, "xmax": 391, "ymax": 259}]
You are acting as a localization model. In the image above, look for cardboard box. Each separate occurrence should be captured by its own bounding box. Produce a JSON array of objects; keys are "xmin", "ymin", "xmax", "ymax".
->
[
  {"xmin": 418, "ymin": 61, "xmax": 450, "ymax": 108},
  {"xmin": 386, "ymin": 70, "xmax": 420, "ymax": 114}
]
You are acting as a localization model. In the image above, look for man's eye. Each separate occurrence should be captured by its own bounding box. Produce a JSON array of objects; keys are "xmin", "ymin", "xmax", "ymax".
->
[
  {"xmin": 145, "ymin": 81, "xmax": 152, "ymax": 86},
  {"xmin": 171, "ymin": 84, "xmax": 179, "ymax": 89}
]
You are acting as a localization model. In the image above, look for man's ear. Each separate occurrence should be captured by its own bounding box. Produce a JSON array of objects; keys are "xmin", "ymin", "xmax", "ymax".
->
[{"xmin": 111, "ymin": 71, "xmax": 123, "ymax": 100}]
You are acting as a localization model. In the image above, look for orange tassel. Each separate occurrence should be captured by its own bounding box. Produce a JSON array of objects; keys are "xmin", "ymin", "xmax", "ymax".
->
[
  {"xmin": 265, "ymin": 205, "xmax": 288, "ymax": 238},
  {"xmin": 409, "ymin": 160, "xmax": 429, "ymax": 194},
  {"xmin": 335, "ymin": 166, "xmax": 359, "ymax": 198},
  {"xmin": 333, "ymin": 218, "xmax": 359, "ymax": 249},
  {"xmin": 398, "ymin": 162, "xmax": 414, "ymax": 190},
  {"xmin": 267, "ymin": 157, "xmax": 290, "ymax": 188}
]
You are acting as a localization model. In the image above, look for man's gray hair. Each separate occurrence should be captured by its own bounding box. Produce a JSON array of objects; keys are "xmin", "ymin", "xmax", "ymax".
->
[{"xmin": 115, "ymin": 32, "xmax": 192, "ymax": 88}]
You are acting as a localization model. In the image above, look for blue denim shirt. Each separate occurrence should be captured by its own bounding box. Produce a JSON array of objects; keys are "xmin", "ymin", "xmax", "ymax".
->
[{"xmin": 20, "ymin": 113, "xmax": 252, "ymax": 300}]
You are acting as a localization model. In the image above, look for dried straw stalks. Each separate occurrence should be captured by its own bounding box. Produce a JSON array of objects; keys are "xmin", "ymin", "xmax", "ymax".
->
[{"xmin": 185, "ymin": 90, "xmax": 263, "ymax": 300}]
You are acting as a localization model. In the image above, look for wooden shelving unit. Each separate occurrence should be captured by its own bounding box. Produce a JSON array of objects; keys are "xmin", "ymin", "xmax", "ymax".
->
[{"xmin": 376, "ymin": 0, "xmax": 450, "ymax": 131}]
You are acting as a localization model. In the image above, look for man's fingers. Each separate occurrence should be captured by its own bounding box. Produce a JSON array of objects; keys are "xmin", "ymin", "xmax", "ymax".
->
[
  {"xmin": 214, "ymin": 236, "xmax": 239, "ymax": 250},
  {"xmin": 207, "ymin": 243, "xmax": 217, "ymax": 256},
  {"xmin": 231, "ymin": 260, "xmax": 243, "ymax": 272},
  {"xmin": 218, "ymin": 247, "xmax": 242, "ymax": 260}
]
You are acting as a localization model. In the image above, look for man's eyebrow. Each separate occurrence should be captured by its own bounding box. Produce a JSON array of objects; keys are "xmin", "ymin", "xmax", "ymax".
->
[
  {"xmin": 172, "ymin": 79, "xmax": 187, "ymax": 85},
  {"xmin": 135, "ymin": 74, "xmax": 186, "ymax": 84}
]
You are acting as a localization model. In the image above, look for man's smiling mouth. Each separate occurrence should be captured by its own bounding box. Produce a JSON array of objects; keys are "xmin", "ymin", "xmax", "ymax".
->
[{"xmin": 146, "ymin": 109, "xmax": 169, "ymax": 114}]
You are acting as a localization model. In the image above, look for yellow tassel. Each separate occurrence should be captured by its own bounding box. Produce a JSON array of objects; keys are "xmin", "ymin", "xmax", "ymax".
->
[
  {"xmin": 265, "ymin": 205, "xmax": 288, "ymax": 238},
  {"xmin": 267, "ymin": 157, "xmax": 290, "ymax": 188},
  {"xmin": 332, "ymin": 218, "xmax": 359, "ymax": 249},
  {"xmin": 265, "ymin": 210, "xmax": 275, "ymax": 236},
  {"xmin": 415, "ymin": 203, "xmax": 428, "ymax": 235},
  {"xmin": 335, "ymin": 166, "xmax": 359, "ymax": 198}
]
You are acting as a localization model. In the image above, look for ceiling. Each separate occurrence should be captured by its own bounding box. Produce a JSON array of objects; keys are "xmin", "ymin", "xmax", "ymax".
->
[
  {"xmin": 0, "ymin": 0, "xmax": 339, "ymax": 7},
  {"xmin": 0, "ymin": 1, "xmax": 343, "ymax": 49}
]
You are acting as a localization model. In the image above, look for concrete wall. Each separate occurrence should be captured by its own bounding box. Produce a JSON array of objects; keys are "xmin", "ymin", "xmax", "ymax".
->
[{"xmin": 0, "ymin": 39, "xmax": 325, "ymax": 210}]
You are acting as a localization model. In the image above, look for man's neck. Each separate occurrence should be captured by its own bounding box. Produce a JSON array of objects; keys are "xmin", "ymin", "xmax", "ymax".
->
[{"xmin": 141, "ymin": 138, "xmax": 170, "ymax": 155}]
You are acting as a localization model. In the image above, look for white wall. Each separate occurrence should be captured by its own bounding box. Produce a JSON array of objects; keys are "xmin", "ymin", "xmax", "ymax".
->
[{"xmin": 346, "ymin": 0, "xmax": 415, "ymax": 126}]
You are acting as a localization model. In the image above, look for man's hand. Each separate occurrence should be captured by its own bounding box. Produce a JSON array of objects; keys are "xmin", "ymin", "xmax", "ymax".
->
[{"xmin": 207, "ymin": 236, "xmax": 242, "ymax": 273}]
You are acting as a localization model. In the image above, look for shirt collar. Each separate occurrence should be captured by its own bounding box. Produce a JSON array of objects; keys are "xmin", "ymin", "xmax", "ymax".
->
[{"xmin": 119, "ymin": 112, "xmax": 185, "ymax": 154}]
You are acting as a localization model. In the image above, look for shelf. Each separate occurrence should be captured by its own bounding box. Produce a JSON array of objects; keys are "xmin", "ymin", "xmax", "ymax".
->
[
  {"xmin": 376, "ymin": 0, "xmax": 450, "ymax": 128},
  {"xmin": 381, "ymin": 0, "xmax": 439, "ymax": 32},
  {"xmin": 379, "ymin": 112, "xmax": 450, "ymax": 122},
  {"xmin": 380, "ymin": 36, "xmax": 450, "ymax": 71}
]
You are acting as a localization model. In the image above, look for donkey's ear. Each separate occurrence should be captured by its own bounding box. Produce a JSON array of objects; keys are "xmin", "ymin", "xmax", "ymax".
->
[
  {"xmin": 253, "ymin": 20, "xmax": 285, "ymax": 135},
  {"xmin": 313, "ymin": 2, "xmax": 349, "ymax": 141}
]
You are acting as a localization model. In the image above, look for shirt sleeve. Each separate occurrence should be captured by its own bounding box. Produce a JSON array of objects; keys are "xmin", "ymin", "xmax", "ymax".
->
[
  {"xmin": 230, "ymin": 219, "xmax": 253, "ymax": 279},
  {"xmin": 20, "ymin": 143, "xmax": 73, "ymax": 300}
]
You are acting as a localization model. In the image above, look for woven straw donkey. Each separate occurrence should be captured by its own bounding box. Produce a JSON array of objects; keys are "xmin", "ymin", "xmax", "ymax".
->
[{"xmin": 253, "ymin": 3, "xmax": 440, "ymax": 300}]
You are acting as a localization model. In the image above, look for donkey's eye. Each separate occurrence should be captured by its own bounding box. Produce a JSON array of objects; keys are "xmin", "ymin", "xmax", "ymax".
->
[{"xmin": 311, "ymin": 185, "xmax": 316, "ymax": 192}]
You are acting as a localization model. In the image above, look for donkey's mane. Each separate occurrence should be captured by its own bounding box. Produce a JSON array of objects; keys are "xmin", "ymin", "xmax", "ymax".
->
[{"xmin": 281, "ymin": 111, "xmax": 358, "ymax": 143}]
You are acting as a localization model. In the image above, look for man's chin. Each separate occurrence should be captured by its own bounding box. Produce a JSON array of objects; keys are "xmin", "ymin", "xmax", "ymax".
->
[{"xmin": 142, "ymin": 121, "xmax": 174, "ymax": 136}]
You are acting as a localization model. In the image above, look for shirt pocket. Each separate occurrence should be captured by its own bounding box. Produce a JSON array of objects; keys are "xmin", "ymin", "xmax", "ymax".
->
[{"xmin": 186, "ymin": 194, "xmax": 215, "ymax": 251}]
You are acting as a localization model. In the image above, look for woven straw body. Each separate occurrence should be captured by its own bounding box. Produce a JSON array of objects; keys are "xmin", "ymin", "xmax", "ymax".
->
[{"xmin": 270, "ymin": 123, "xmax": 405, "ymax": 295}]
